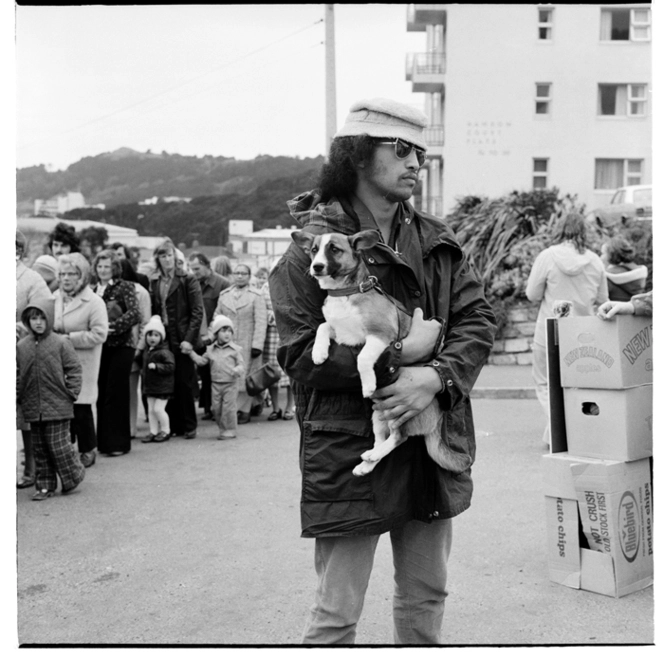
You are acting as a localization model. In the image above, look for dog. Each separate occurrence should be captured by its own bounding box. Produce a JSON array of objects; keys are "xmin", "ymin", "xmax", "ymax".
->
[{"xmin": 292, "ymin": 229, "xmax": 473, "ymax": 477}]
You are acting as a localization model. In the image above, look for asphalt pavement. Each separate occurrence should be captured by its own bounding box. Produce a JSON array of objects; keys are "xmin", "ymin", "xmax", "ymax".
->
[{"xmin": 14, "ymin": 366, "xmax": 654, "ymax": 647}]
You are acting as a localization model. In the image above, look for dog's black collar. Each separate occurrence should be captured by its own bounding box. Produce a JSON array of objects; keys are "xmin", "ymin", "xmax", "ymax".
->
[{"xmin": 326, "ymin": 276, "xmax": 379, "ymax": 297}]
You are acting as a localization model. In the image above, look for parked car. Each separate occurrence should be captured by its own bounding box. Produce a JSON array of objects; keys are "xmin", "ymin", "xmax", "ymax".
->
[{"xmin": 588, "ymin": 185, "xmax": 652, "ymax": 226}]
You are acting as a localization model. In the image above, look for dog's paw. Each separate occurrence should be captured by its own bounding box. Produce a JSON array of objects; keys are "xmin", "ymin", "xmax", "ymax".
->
[
  {"xmin": 353, "ymin": 460, "xmax": 376, "ymax": 477},
  {"xmin": 311, "ymin": 345, "xmax": 329, "ymax": 365},
  {"xmin": 360, "ymin": 449, "xmax": 379, "ymax": 463}
]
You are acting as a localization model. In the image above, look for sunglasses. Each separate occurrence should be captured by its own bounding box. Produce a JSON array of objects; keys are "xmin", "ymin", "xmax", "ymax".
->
[{"xmin": 374, "ymin": 138, "xmax": 427, "ymax": 166}]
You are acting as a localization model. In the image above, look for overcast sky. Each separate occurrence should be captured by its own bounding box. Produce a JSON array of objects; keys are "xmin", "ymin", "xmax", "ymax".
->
[{"xmin": 15, "ymin": 4, "xmax": 427, "ymax": 170}]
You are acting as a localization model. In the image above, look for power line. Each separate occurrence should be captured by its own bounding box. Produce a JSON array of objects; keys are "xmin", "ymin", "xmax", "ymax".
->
[
  {"xmin": 17, "ymin": 18, "xmax": 323, "ymax": 152},
  {"xmin": 121, "ymin": 40, "xmax": 325, "ymax": 123}
]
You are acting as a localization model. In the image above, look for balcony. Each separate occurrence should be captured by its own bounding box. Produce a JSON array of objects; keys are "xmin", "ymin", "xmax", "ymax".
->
[
  {"xmin": 407, "ymin": 4, "xmax": 447, "ymax": 28},
  {"xmin": 405, "ymin": 52, "xmax": 446, "ymax": 92},
  {"xmin": 423, "ymin": 125, "xmax": 444, "ymax": 158}
]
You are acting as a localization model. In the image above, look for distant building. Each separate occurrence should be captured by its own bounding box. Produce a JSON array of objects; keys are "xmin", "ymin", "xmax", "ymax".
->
[
  {"xmin": 229, "ymin": 223, "xmax": 298, "ymax": 270},
  {"xmin": 139, "ymin": 196, "xmax": 191, "ymax": 205},
  {"xmin": 34, "ymin": 191, "xmax": 85, "ymax": 216},
  {"xmin": 405, "ymin": 3, "xmax": 652, "ymax": 216}
]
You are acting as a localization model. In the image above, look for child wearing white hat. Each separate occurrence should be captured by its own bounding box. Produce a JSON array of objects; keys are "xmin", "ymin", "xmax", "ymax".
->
[
  {"xmin": 190, "ymin": 314, "xmax": 245, "ymax": 439},
  {"xmin": 140, "ymin": 315, "xmax": 175, "ymax": 443}
]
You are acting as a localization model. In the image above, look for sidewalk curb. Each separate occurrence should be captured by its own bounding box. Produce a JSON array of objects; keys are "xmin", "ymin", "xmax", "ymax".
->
[{"xmin": 471, "ymin": 387, "xmax": 537, "ymax": 400}]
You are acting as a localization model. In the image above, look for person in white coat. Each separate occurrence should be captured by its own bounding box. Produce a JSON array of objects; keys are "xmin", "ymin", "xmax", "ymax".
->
[
  {"xmin": 526, "ymin": 213, "xmax": 608, "ymax": 443},
  {"xmin": 53, "ymin": 253, "xmax": 109, "ymax": 467}
]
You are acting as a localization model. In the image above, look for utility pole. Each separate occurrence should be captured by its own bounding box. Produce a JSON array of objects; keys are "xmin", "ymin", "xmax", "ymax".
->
[{"xmin": 325, "ymin": 4, "xmax": 337, "ymax": 156}]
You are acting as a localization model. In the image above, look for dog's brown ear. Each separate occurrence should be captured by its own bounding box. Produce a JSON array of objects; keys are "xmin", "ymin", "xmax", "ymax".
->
[
  {"xmin": 292, "ymin": 230, "xmax": 315, "ymax": 255},
  {"xmin": 349, "ymin": 230, "xmax": 381, "ymax": 252}
]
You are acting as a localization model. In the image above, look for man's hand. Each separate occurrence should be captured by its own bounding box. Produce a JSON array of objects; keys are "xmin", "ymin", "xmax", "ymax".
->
[
  {"xmin": 148, "ymin": 363, "xmax": 156, "ymax": 370},
  {"xmin": 597, "ymin": 300, "xmax": 635, "ymax": 320},
  {"xmin": 400, "ymin": 308, "xmax": 442, "ymax": 365},
  {"xmin": 180, "ymin": 340, "xmax": 193, "ymax": 354},
  {"xmin": 371, "ymin": 366, "xmax": 443, "ymax": 429}
]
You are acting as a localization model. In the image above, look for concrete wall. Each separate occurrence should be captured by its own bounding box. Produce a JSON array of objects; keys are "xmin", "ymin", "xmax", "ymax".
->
[{"xmin": 440, "ymin": 4, "xmax": 651, "ymax": 215}]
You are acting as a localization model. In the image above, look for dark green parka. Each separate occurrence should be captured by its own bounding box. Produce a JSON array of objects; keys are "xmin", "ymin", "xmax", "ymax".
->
[{"xmin": 269, "ymin": 192, "xmax": 497, "ymax": 538}]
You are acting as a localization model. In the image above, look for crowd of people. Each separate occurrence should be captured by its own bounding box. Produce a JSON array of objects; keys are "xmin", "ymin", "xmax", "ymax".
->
[
  {"xmin": 16, "ymin": 98, "xmax": 652, "ymax": 646},
  {"xmin": 16, "ymin": 222, "xmax": 293, "ymax": 501}
]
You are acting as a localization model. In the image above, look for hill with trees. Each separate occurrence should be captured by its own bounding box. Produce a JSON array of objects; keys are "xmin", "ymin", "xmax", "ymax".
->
[
  {"xmin": 62, "ymin": 169, "xmax": 320, "ymax": 247},
  {"xmin": 17, "ymin": 148, "xmax": 324, "ymax": 210}
]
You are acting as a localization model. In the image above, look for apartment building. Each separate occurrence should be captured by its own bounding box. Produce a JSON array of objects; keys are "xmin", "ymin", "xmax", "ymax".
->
[{"xmin": 405, "ymin": 4, "xmax": 652, "ymax": 217}]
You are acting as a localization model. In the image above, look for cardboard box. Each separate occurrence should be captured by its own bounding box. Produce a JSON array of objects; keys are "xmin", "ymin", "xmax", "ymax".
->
[
  {"xmin": 541, "ymin": 453, "xmax": 653, "ymax": 598},
  {"xmin": 557, "ymin": 315, "xmax": 653, "ymax": 389},
  {"xmin": 563, "ymin": 385, "xmax": 653, "ymax": 461}
]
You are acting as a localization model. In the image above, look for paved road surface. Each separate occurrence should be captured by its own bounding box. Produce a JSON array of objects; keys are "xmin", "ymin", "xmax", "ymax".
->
[{"xmin": 15, "ymin": 397, "xmax": 653, "ymax": 646}]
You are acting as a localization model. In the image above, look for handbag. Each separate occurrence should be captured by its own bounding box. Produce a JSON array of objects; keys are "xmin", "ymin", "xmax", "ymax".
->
[{"xmin": 245, "ymin": 362, "xmax": 281, "ymax": 396}]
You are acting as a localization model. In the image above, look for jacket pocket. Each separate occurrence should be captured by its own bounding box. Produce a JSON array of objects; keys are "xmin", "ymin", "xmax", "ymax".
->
[{"xmin": 301, "ymin": 419, "xmax": 375, "ymax": 503}]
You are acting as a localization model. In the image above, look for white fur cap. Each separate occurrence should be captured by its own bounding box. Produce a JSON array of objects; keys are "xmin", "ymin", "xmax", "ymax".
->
[
  {"xmin": 143, "ymin": 314, "xmax": 166, "ymax": 340},
  {"xmin": 334, "ymin": 98, "xmax": 428, "ymax": 149},
  {"xmin": 210, "ymin": 314, "xmax": 234, "ymax": 335}
]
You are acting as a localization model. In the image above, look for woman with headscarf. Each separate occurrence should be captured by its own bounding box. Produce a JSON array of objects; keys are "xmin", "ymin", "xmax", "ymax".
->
[
  {"xmin": 526, "ymin": 212, "xmax": 609, "ymax": 444},
  {"xmin": 32, "ymin": 255, "xmax": 60, "ymax": 293},
  {"xmin": 92, "ymin": 249, "xmax": 140, "ymax": 456},
  {"xmin": 53, "ymin": 253, "xmax": 109, "ymax": 468},
  {"xmin": 214, "ymin": 263, "xmax": 268, "ymax": 424}
]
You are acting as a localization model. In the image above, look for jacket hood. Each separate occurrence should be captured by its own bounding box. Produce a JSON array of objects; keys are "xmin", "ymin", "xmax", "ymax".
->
[
  {"xmin": 21, "ymin": 296, "xmax": 56, "ymax": 335},
  {"xmin": 287, "ymin": 190, "xmax": 462, "ymax": 256},
  {"xmin": 549, "ymin": 242, "xmax": 597, "ymax": 275}
]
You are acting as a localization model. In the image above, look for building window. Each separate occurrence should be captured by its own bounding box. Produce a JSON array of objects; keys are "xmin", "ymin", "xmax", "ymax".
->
[
  {"xmin": 594, "ymin": 159, "xmax": 643, "ymax": 189},
  {"xmin": 600, "ymin": 8, "xmax": 651, "ymax": 41},
  {"xmin": 598, "ymin": 84, "xmax": 647, "ymax": 116},
  {"xmin": 533, "ymin": 159, "xmax": 548, "ymax": 189},
  {"xmin": 538, "ymin": 8, "xmax": 553, "ymax": 39},
  {"xmin": 535, "ymin": 83, "xmax": 551, "ymax": 115}
]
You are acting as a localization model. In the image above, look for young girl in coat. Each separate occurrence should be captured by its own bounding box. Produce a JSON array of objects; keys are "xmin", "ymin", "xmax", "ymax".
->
[
  {"xmin": 16, "ymin": 298, "xmax": 85, "ymax": 501},
  {"xmin": 189, "ymin": 315, "xmax": 245, "ymax": 440},
  {"xmin": 140, "ymin": 316, "xmax": 176, "ymax": 444}
]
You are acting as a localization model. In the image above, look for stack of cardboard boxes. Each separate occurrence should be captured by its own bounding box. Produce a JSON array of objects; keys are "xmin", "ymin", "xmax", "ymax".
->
[{"xmin": 541, "ymin": 315, "xmax": 653, "ymax": 598}]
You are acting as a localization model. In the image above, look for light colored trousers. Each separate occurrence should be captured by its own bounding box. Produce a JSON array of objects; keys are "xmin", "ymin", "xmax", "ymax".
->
[
  {"xmin": 212, "ymin": 380, "xmax": 239, "ymax": 437},
  {"xmin": 302, "ymin": 518, "xmax": 453, "ymax": 645}
]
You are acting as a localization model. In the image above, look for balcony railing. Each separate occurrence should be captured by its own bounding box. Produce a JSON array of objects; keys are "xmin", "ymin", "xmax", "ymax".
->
[
  {"xmin": 406, "ymin": 51, "xmax": 446, "ymax": 79},
  {"xmin": 424, "ymin": 125, "xmax": 444, "ymax": 146}
]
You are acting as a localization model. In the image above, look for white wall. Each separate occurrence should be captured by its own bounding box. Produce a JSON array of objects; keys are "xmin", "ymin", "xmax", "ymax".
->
[{"xmin": 440, "ymin": 4, "xmax": 651, "ymax": 215}]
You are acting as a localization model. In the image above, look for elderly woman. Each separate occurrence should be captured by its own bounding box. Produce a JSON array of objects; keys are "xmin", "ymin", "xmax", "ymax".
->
[
  {"xmin": 214, "ymin": 263, "xmax": 268, "ymax": 424},
  {"xmin": 53, "ymin": 253, "xmax": 109, "ymax": 468},
  {"xmin": 92, "ymin": 249, "xmax": 140, "ymax": 456}
]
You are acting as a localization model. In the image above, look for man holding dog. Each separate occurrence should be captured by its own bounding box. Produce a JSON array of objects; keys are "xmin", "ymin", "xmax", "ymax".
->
[{"xmin": 269, "ymin": 98, "xmax": 496, "ymax": 644}]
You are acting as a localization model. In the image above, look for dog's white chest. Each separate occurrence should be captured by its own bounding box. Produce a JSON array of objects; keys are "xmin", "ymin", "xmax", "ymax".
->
[{"xmin": 323, "ymin": 297, "xmax": 366, "ymax": 346}]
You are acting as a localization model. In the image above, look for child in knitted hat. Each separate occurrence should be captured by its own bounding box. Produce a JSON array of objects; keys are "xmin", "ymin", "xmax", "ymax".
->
[
  {"xmin": 140, "ymin": 315, "xmax": 175, "ymax": 443},
  {"xmin": 190, "ymin": 314, "xmax": 245, "ymax": 439}
]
